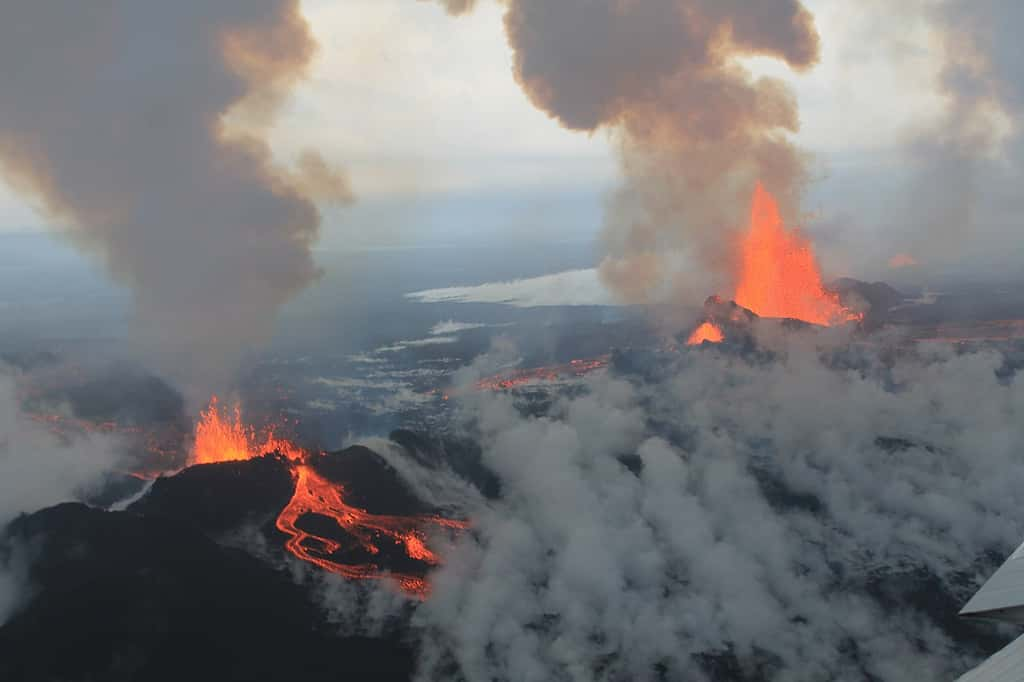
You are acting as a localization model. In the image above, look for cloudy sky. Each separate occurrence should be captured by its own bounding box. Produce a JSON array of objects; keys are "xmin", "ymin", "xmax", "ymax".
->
[
  {"xmin": 0, "ymin": 0, "xmax": 1015, "ymax": 284},
  {"xmin": 0, "ymin": 1, "xmax": 941, "ymax": 216},
  {"xmin": 287, "ymin": 0, "xmax": 945, "ymax": 195}
]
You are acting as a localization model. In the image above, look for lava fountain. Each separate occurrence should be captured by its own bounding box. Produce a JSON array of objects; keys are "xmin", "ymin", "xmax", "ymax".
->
[
  {"xmin": 190, "ymin": 396, "xmax": 467, "ymax": 596},
  {"xmin": 734, "ymin": 183, "xmax": 858, "ymax": 325},
  {"xmin": 687, "ymin": 322, "xmax": 725, "ymax": 346},
  {"xmin": 191, "ymin": 395, "xmax": 305, "ymax": 465}
]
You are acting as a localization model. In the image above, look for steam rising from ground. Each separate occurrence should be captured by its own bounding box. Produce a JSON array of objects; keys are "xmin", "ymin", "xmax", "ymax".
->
[
  {"xmin": 411, "ymin": 333, "xmax": 1023, "ymax": 680},
  {"xmin": 0, "ymin": 1, "xmax": 347, "ymax": 393},
  {"xmin": 0, "ymin": 369, "xmax": 120, "ymax": 624},
  {"xmin": 430, "ymin": 0, "xmax": 820, "ymax": 305}
]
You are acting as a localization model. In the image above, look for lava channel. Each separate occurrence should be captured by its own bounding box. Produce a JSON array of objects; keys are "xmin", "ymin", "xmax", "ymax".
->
[{"xmin": 190, "ymin": 396, "xmax": 468, "ymax": 597}]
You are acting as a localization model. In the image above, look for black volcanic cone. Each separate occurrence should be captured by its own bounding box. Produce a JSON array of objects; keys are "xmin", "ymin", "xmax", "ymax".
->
[
  {"xmin": 129, "ymin": 445, "xmax": 461, "ymax": 586},
  {"xmin": 130, "ymin": 454, "xmax": 296, "ymax": 535},
  {"xmin": 0, "ymin": 504, "xmax": 413, "ymax": 682}
]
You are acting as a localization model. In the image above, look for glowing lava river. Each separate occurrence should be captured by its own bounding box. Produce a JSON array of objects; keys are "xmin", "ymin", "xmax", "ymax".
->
[{"xmin": 191, "ymin": 397, "xmax": 468, "ymax": 598}]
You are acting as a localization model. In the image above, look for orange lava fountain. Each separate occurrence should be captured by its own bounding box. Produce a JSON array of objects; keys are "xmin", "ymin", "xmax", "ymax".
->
[
  {"xmin": 189, "ymin": 396, "xmax": 467, "ymax": 596},
  {"xmin": 191, "ymin": 396, "xmax": 304, "ymax": 465},
  {"xmin": 735, "ymin": 184, "xmax": 858, "ymax": 326},
  {"xmin": 687, "ymin": 322, "xmax": 725, "ymax": 346}
]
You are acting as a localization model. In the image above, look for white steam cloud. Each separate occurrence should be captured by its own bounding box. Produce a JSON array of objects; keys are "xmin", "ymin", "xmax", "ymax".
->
[
  {"xmin": 411, "ymin": 333, "xmax": 1023, "ymax": 680},
  {"xmin": 0, "ymin": 369, "xmax": 121, "ymax": 624}
]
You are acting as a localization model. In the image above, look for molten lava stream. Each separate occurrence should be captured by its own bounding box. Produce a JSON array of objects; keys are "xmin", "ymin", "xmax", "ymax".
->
[
  {"xmin": 735, "ymin": 183, "xmax": 858, "ymax": 326},
  {"xmin": 275, "ymin": 463, "xmax": 468, "ymax": 598},
  {"xmin": 475, "ymin": 355, "xmax": 610, "ymax": 392},
  {"xmin": 190, "ymin": 396, "xmax": 467, "ymax": 597}
]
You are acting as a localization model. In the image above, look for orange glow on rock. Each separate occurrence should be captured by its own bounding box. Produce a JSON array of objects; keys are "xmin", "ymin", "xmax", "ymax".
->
[
  {"xmin": 687, "ymin": 322, "xmax": 725, "ymax": 346},
  {"xmin": 735, "ymin": 184, "xmax": 858, "ymax": 326}
]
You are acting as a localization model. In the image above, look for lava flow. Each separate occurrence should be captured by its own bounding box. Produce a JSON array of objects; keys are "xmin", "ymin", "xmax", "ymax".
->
[
  {"xmin": 190, "ymin": 397, "xmax": 467, "ymax": 597},
  {"xmin": 475, "ymin": 356, "xmax": 610, "ymax": 392},
  {"xmin": 687, "ymin": 322, "xmax": 725, "ymax": 346},
  {"xmin": 275, "ymin": 464, "xmax": 468, "ymax": 597},
  {"xmin": 734, "ymin": 183, "xmax": 858, "ymax": 326}
]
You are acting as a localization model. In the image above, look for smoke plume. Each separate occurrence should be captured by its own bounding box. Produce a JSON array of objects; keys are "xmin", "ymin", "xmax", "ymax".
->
[
  {"xmin": 431, "ymin": 0, "xmax": 820, "ymax": 305},
  {"xmin": 890, "ymin": 0, "xmax": 1024, "ymax": 275},
  {"xmin": 410, "ymin": 333, "xmax": 1023, "ymax": 680},
  {"xmin": 0, "ymin": 1, "xmax": 347, "ymax": 392}
]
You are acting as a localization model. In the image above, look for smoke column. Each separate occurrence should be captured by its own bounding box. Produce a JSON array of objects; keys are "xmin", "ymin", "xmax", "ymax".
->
[
  {"xmin": 896, "ymin": 0, "xmax": 1024, "ymax": 274},
  {"xmin": 0, "ymin": 1, "xmax": 349, "ymax": 393},
  {"xmin": 430, "ymin": 0, "xmax": 820, "ymax": 305}
]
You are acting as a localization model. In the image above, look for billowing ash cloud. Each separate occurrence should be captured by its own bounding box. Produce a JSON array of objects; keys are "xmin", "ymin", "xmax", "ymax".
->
[
  {"xmin": 410, "ymin": 334, "xmax": 1023, "ymax": 680},
  {"xmin": 0, "ymin": 1, "xmax": 349, "ymax": 392},
  {"xmin": 431, "ymin": 0, "xmax": 819, "ymax": 305}
]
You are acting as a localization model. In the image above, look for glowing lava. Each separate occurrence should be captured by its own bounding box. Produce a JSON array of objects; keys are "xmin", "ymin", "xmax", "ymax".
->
[
  {"xmin": 735, "ymin": 183, "xmax": 857, "ymax": 326},
  {"xmin": 687, "ymin": 322, "xmax": 725, "ymax": 346},
  {"xmin": 191, "ymin": 396, "xmax": 304, "ymax": 465},
  {"xmin": 475, "ymin": 356, "xmax": 609, "ymax": 392},
  {"xmin": 275, "ymin": 464, "xmax": 468, "ymax": 598},
  {"xmin": 189, "ymin": 396, "xmax": 466, "ymax": 596}
]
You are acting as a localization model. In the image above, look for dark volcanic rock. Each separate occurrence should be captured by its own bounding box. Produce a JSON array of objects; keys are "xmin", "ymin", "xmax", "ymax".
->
[
  {"xmin": 77, "ymin": 471, "xmax": 149, "ymax": 508},
  {"xmin": 703, "ymin": 295, "xmax": 758, "ymax": 328},
  {"xmin": 0, "ymin": 503, "xmax": 413, "ymax": 682},
  {"xmin": 129, "ymin": 454, "xmax": 296, "ymax": 535},
  {"xmin": 831, "ymin": 278, "xmax": 905, "ymax": 330},
  {"xmin": 59, "ymin": 367, "xmax": 187, "ymax": 428},
  {"xmin": 313, "ymin": 446, "xmax": 430, "ymax": 517},
  {"xmin": 390, "ymin": 429, "xmax": 501, "ymax": 499},
  {"xmin": 865, "ymin": 565, "xmax": 1009, "ymax": 660}
]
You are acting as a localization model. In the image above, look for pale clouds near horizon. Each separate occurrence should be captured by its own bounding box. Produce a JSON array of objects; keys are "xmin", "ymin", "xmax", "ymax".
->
[
  {"xmin": 0, "ymin": 0, "xmax": 948, "ymax": 231},
  {"xmin": 407, "ymin": 268, "xmax": 614, "ymax": 308}
]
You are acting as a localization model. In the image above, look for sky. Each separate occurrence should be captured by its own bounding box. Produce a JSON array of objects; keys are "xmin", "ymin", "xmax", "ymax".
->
[
  {"xmin": 0, "ymin": 1, "xmax": 942, "ymax": 220},
  {"xmin": 0, "ymin": 0, "xmax": 1012, "ymax": 282}
]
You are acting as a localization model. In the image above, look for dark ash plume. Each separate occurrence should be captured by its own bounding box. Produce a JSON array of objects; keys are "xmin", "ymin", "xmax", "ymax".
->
[{"xmin": 0, "ymin": 1, "xmax": 349, "ymax": 392}]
